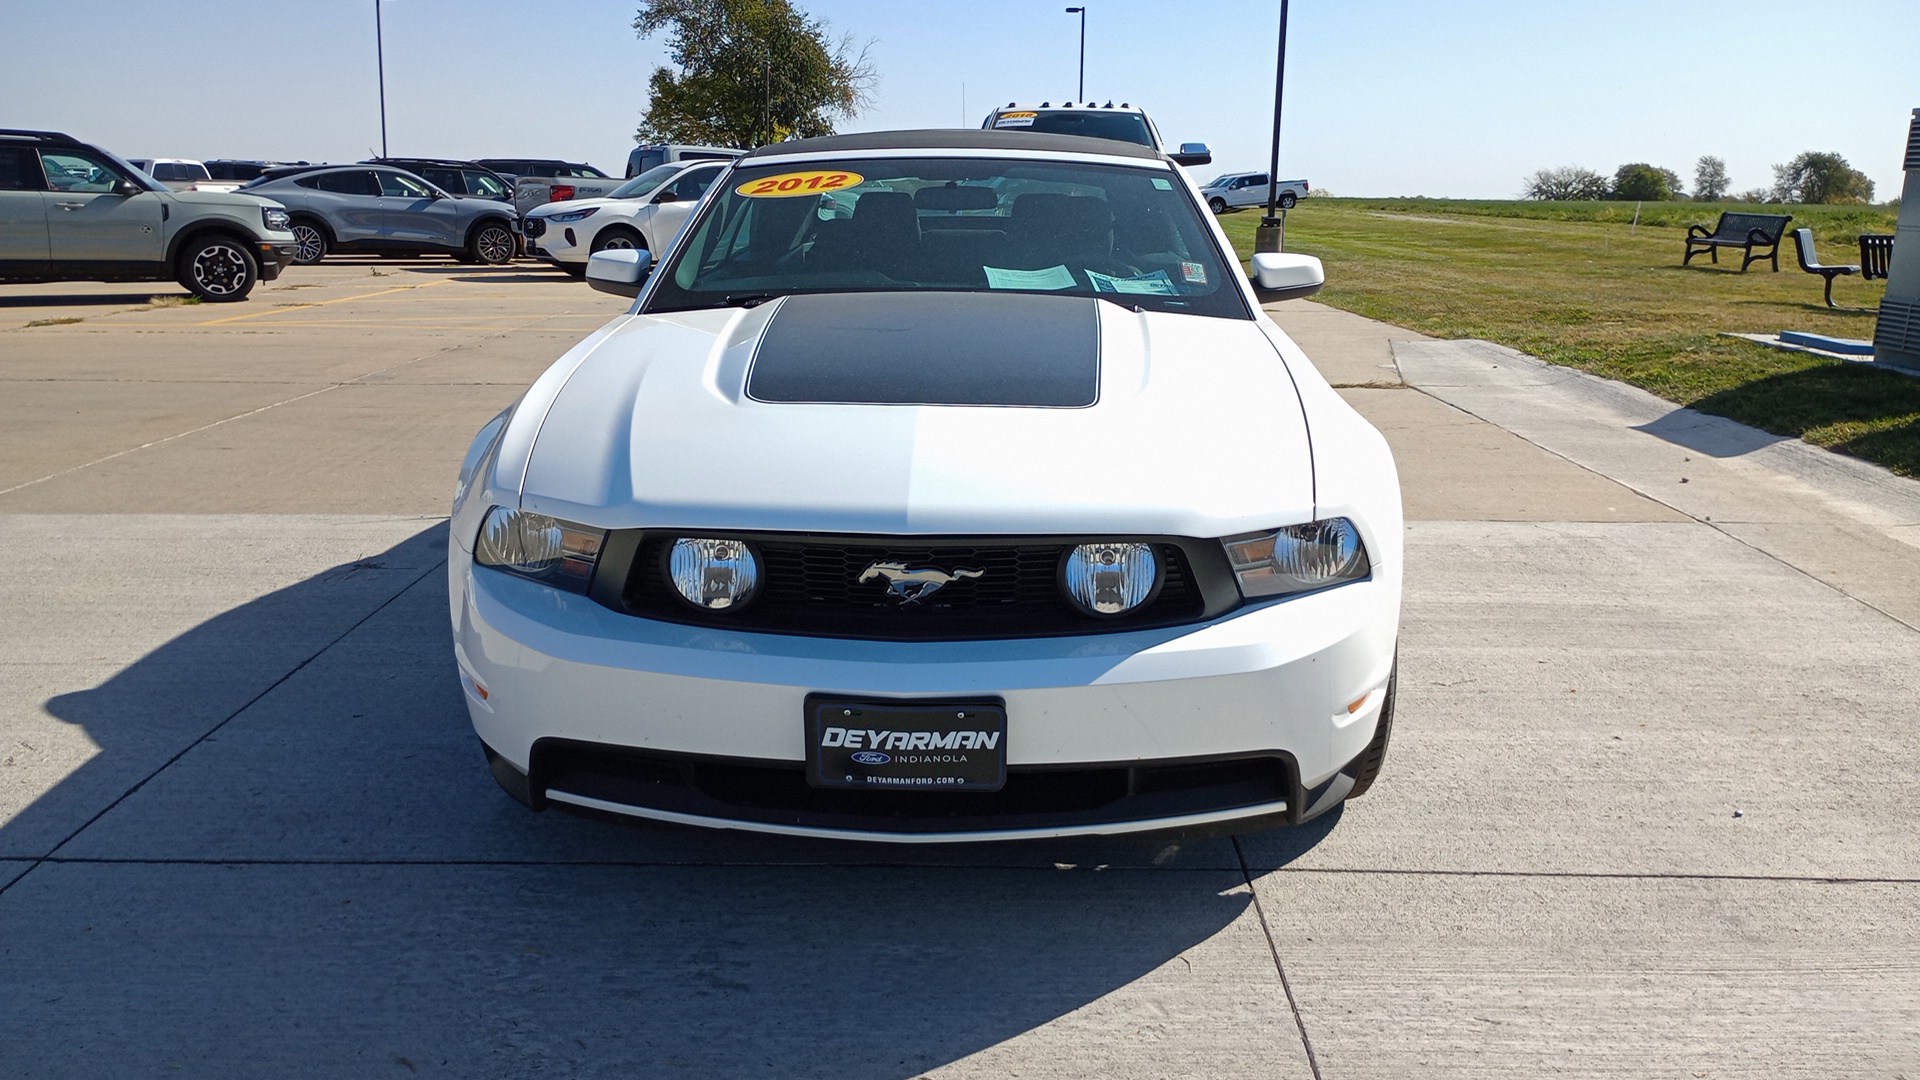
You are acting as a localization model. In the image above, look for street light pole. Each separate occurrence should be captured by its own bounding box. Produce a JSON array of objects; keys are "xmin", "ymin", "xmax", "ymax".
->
[
  {"xmin": 375, "ymin": 0, "xmax": 389, "ymax": 157},
  {"xmin": 1257, "ymin": 0, "xmax": 1291, "ymax": 253},
  {"xmin": 1065, "ymin": 7, "xmax": 1085, "ymax": 101}
]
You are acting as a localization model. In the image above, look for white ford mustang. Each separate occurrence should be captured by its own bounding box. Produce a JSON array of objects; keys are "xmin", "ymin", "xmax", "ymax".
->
[{"xmin": 448, "ymin": 129, "xmax": 1402, "ymax": 842}]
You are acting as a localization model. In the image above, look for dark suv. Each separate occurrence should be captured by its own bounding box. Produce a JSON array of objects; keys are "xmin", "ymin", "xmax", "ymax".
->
[
  {"xmin": 365, "ymin": 158, "xmax": 514, "ymax": 203},
  {"xmin": 0, "ymin": 129, "xmax": 298, "ymax": 301}
]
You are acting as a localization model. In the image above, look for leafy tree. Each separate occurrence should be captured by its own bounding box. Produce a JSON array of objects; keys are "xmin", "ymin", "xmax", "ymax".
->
[
  {"xmin": 1769, "ymin": 151, "xmax": 1875, "ymax": 204},
  {"xmin": 1693, "ymin": 155, "xmax": 1730, "ymax": 201},
  {"xmin": 1522, "ymin": 165, "xmax": 1610, "ymax": 201},
  {"xmin": 632, "ymin": 0, "xmax": 875, "ymax": 149},
  {"xmin": 1611, "ymin": 162, "xmax": 1676, "ymax": 201}
]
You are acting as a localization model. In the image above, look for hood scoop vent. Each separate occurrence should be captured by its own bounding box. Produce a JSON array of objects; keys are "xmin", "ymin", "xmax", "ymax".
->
[{"xmin": 745, "ymin": 291, "xmax": 1099, "ymax": 407}]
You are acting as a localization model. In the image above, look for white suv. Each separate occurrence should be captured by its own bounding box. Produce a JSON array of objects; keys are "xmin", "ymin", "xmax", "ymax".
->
[{"xmin": 523, "ymin": 159, "xmax": 729, "ymax": 276}]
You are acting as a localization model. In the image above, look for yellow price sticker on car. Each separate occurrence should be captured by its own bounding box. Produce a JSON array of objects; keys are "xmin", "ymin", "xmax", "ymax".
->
[{"xmin": 735, "ymin": 170, "xmax": 864, "ymax": 198}]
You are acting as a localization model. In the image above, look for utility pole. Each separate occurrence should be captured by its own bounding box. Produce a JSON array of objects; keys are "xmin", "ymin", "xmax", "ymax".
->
[
  {"xmin": 1257, "ymin": 0, "xmax": 1291, "ymax": 254},
  {"xmin": 1065, "ymin": 7, "xmax": 1086, "ymax": 101},
  {"xmin": 375, "ymin": 0, "xmax": 389, "ymax": 157}
]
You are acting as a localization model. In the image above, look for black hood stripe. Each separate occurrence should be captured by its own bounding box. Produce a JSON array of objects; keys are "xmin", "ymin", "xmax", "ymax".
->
[{"xmin": 745, "ymin": 292, "xmax": 1100, "ymax": 408}]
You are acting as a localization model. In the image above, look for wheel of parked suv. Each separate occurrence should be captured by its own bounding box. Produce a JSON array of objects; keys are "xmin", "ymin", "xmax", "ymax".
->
[
  {"xmin": 1343, "ymin": 657, "xmax": 1396, "ymax": 799},
  {"xmin": 591, "ymin": 226, "xmax": 643, "ymax": 254},
  {"xmin": 469, "ymin": 222, "xmax": 516, "ymax": 265},
  {"xmin": 288, "ymin": 219, "xmax": 328, "ymax": 265},
  {"xmin": 1208, "ymin": 197, "xmax": 1227, "ymax": 214},
  {"xmin": 1278, "ymin": 192, "xmax": 1298, "ymax": 210},
  {"xmin": 177, "ymin": 234, "xmax": 259, "ymax": 302}
]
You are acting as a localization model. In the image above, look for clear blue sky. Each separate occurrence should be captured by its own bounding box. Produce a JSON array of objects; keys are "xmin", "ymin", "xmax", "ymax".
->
[{"xmin": 4, "ymin": 0, "xmax": 1915, "ymax": 198}]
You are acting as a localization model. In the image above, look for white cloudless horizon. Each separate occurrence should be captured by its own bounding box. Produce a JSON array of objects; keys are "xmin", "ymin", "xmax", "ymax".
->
[{"xmin": 2, "ymin": 0, "xmax": 1915, "ymax": 199}]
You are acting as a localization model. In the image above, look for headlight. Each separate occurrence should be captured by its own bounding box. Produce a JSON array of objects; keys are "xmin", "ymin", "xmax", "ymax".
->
[
  {"xmin": 474, "ymin": 506, "xmax": 604, "ymax": 594},
  {"xmin": 262, "ymin": 206, "xmax": 291, "ymax": 232},
  {"xmin": 1063, "ymin": 542, "xmax": 1159, "ymax": 616},
  {"xmin": 549, "ymin": 207, "xmax": 599, "ymax": 223},
  {"xmin": 1223, "ymin": 518, "xmax": 1370, "ymax": 598},
  {"xmin": 669, "ymin": 538, "xmax": 759, "ymax": 610}
]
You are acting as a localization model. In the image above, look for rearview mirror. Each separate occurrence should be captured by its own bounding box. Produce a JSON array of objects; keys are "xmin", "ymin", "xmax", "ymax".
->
[
  {"xmin": 1169, "ymin": 142, "xmax": 1213, "ymax": 167},
  {"xmin": 586, "ymin": 248, "xmax": 652, "ymax": 297},
  {"xmin": 1248, "ymin": 252, "xmax": 1324, "ymax": 302}
]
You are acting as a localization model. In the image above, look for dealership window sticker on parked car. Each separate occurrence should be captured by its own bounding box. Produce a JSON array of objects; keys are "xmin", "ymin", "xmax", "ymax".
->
[
  {"xmin": 735, "ymin": 170, "xmax": 864, "ymax": 198},
  {"xmin": 993, "ymin": 111, "xmax": 1037, "ymax": 128}
]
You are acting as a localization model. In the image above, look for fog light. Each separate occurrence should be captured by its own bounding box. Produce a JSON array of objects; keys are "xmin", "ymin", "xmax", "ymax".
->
[
  {"xmin": 1063, "ymin": 542, "xmax": 1158, "ymax": 616},
  {"xmin": 669, "ymin": 538, "xmax": 759, "ymax": 610}
]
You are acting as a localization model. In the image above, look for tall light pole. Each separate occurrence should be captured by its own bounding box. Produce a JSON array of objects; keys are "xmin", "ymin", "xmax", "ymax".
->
[
  {"xmin": 1067, "ymin": 7, "xmax": 1082, "ymax": 100},
  {"xmin": 375, "ymin": 0, "xmax": 389, "ymax": 156},
  {"xmin": 1256, "ymin": 0, "xmax": 1291, "ymax": 253}
]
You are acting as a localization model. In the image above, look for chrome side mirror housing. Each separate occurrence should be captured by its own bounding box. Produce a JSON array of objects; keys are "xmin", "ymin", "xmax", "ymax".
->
[
  {"xmin": 1169, "ymin": 142, "xmax": 1213, "ymax": 167},
  {"xmin": 586, "ymin": 248, "xmax": 652, "ymax": 297},
  {"xmin": 1248, "ymin": 251, "xmax": 1325, "ymax": 302}
]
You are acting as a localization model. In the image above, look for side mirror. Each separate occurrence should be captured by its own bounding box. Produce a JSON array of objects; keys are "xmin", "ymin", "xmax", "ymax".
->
[
  {"xmin": 1169, "ymin": 142, "xmax": 1213, "ymax": 167},
  {"xmin": 586, "ymin": 248, "xmax": 652, "ymax": 297},
  {"xmin": 113, "ymin": 178, "xmax": 144, "ymax": 197},
  {"xmin": 652, "ymin": 189, "xmax": 680, "ymax": 204},
  {"xmin": 1248, "ymin": 252, "xmax": 1325, "ymax": 302}
]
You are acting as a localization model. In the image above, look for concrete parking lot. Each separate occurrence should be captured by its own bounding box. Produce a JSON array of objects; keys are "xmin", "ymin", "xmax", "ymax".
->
[{"xmin": 3, "ymin": 262, "xmax": 1916, "ymax": 1078}]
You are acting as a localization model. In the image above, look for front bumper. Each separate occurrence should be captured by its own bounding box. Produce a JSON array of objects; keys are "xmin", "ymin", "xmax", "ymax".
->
[
  {"xmin": 255, "ymin": 239, "xmax": 297, "ymax": 280},
  {"xmin": 451, "ymin": 546, "xmax": 1399, "ymax": 842}
]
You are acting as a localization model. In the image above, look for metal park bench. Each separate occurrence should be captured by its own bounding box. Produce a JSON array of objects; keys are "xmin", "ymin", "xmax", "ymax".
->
[
  {"xmin": 1683, "ymin": 212, "xmax": 1793, "ymax": 272},
  {"xmin": 1790, "ymin": 229, "xmax": 1859, "ymax": 308},
  {"xmin": 1859, "ymin": 233, "xmax": 1894, "ymax": 281}
]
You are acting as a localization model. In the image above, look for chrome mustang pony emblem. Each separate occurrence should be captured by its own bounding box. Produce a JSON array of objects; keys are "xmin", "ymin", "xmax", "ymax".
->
[{"xmin": 858, "ymin": 561, "xmax": 985, "ymax": 605}]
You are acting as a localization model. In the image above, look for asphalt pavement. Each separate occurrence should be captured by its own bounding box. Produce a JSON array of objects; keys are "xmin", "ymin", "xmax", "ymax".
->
[{"xmin": 2, "ymin": 263, "xmax": 1915, "ymax": 1078}]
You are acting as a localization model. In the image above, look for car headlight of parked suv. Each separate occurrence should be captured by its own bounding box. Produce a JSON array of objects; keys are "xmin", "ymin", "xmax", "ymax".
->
[
  {"xmin": 261, "ymin": 206, "xmax": 291, "ymax": 232},
  {"xmin": 548, "ymin": 207, "xmax": 599, "ymax": 223}
]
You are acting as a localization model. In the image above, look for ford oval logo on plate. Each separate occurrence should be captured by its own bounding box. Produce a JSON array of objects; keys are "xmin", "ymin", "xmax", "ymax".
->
[{"xmin": 850, "ymin": 751, "xmax": 891, "ymax": 765}]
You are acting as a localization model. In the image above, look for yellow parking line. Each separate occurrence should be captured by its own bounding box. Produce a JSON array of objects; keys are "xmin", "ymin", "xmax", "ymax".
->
[{"xmin": 195, "ymin": 279, "xmax": 449, "ymax": 326}]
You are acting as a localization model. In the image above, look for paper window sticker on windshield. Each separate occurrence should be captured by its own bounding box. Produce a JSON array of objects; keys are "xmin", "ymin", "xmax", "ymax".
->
[
  {"xmin": 994, "ymin": 114, "xmax": 1036, "ymax": 128},
  {"xmin": 1088, "ymin": 269, "xmax": 1177, "ymax": 296},
  {"xmin": 1152, "ymin": 178, "xmax": 1173, "ymax": 190},
  {"xmin": 983, "ymin": 265, "xmax": 1077, "ymax": 291},
  {"xmin": 1180, "ymin": 262, "xmax": 1208, "ymax": 284}
]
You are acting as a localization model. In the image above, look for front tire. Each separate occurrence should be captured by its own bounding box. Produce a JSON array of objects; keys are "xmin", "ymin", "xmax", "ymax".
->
[
  {"xmin": 1343, "ymin": 659, "xmax": 1396, "ymax": 799},
  {"xmin": 590, "ymin": 225, "xmax": 644, "ymax": 254},
  {"xmin": 289, "ymin": 219, "xmax": 328, "ymax": 265},
  {"xmin": 1208, "ymin": 197, "xmax": 1227, "ymax": 214},
  {"xmin": 178, "ymin": 235, "xmax": 258, "ymax": 302},
  {"xmin": 468, "ymin": 221, "xmax": 516, "ymax": 265}
]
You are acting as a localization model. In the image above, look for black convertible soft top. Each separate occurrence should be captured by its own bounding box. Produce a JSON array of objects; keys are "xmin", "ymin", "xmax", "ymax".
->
[{"xmin": 740, "ymin": 128, "xmax": 1161, "ymax": 162}]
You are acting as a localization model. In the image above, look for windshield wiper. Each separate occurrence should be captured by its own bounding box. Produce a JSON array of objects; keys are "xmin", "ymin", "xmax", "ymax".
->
[{"xmin": 718, "ymin": 293, "xmax": 781, "ymax": 309}]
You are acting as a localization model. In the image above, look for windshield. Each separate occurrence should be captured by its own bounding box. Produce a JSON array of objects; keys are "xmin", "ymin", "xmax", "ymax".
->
[
  {"xmin": 646, "ymin": 156, "xmax": 1246, "ymax": 320},
  {"xmin": 608, "ymin": 163, "xmax": 684, "ymax": 199},
  {"xmin": 995, "ymin": 111, "xmax": 1156, "ymax": 148}
]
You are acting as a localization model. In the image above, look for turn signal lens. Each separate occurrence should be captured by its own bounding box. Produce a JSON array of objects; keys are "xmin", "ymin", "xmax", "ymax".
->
[
  {"xmin": 669, "ymin": 538, "xmax": 760, "ymax": 610},
  {"xmin": 474, "ymin": 506, "xmax": 605, "ymax": 594},
  {"xmin": 1223, "ymin": 518, "xmax": 1370, "ymax": 599},
  {"xmin": 1063, "ymin": 542, "xmax": 1159, "ymax": 616}
]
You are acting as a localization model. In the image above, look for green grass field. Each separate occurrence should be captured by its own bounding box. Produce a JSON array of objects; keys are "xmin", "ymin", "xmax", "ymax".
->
[{"xmin": 1221, "ymin": 198, "xmax": 1919, "ymax": 476}]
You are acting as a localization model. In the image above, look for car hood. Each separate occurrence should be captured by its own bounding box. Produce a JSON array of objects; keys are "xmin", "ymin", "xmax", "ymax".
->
[
  {"xmin": 527, "ymin": 194, "xmax": 639, "ymax": 217},
  {"xmin": 163, "ymin": 189, "xmax": 283, "ymax": 210},
  {"xmin": 511, "ymin": 292, "xmax": 1314, "ymax": 538}
]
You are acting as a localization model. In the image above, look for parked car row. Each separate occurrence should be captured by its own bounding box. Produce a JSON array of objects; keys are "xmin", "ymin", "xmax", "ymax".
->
[{"xmin": 240, "ymin": 164, "xmax": 520, "ymax": 265}]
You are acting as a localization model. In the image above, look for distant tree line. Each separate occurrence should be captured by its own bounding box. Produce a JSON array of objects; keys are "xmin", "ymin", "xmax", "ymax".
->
[{"xmin": 1522, "ymin": 152, "xmax": 1876, "ymax": 204}]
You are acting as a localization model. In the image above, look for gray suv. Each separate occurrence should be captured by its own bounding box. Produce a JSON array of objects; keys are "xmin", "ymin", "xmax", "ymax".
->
[
  {"xmin": 242, "ymin": 165, "xmax": 519, "ymax": 265},
  {"xmin": 0, "ymin": 129, "xmax": 298, "ymax": 302}
]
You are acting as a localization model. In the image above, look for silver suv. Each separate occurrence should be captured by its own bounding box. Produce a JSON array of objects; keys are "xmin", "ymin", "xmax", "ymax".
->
[
  {"xmin": 242, "ymin": 164, "xmax": 520, "ymax": 265},
  {"xmin": 0, "ymin": 129, "xmax": 297, "ymax": 302}
]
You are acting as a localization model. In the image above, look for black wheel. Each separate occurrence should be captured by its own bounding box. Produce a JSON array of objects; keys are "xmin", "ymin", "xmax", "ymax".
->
[
  {"xmin": 1278, "ymin": 192, "xmax": 1298, "ymax": 210},
  {"xmin": 1208, "ymin": 197, "xmax": 1227, "ymax": 214},
  {"xmin": 1344, "ymin": 658, "xmax": 1396, "ymax": 799},
  {"xmin": 590, "ymin": 225, "xmax": 644, "ymax": 254},
  {"xmin": 178, "ymin": 234, "xmax": 258, "ymax": 302},
  {"xmin": 468, "ymin": 221, "xmax": 516, "ymax": 265},
  {"xmin": 288, "ymin": 219, "xmax": 328, "ymax": 264}
]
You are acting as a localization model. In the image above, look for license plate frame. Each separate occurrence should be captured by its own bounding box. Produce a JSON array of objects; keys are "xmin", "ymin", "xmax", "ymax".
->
[{"xmin": 805, "ymin": 695, "xmax": 1008, "ymax": 792}]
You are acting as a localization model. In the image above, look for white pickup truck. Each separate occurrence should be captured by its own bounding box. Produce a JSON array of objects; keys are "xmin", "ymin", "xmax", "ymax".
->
[
  {"xmin": 1198, "ymin": 171, "xmax": 1310, "ymax": 213},
  {"xmin": 475, "ymin": 158, "xmax": 623, "ymax": 217}
]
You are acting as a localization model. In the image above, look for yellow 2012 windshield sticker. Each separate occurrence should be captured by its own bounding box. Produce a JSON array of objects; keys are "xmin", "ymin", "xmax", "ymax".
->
[{"xmin": 735, "ymin": 170, "xmax": 864, "ymax": 198}]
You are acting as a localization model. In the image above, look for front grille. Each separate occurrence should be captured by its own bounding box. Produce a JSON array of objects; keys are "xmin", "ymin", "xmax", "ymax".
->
[
  {"xmin": 521, "ymin": 216, "xmax": 546, "ymax": 238},
  {"xmin": 604, "ymin": 531, "xmax": 1230, "ymax": 640},
  {"xmin": 534, "ymin": 738, "xmax": 1297, "ymax": 834}
]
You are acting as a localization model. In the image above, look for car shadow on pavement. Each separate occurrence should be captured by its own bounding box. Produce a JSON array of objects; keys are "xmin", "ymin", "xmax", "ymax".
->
[
  {"xmin": 8, "ymin": 526, "xmax": 1330, "ymax": 1076},
  {"xmin": 0, "ymin": 292, "xmax": 170, "ymax": 307}
]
